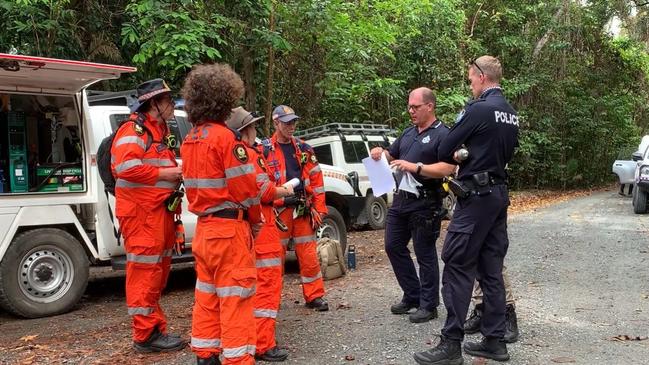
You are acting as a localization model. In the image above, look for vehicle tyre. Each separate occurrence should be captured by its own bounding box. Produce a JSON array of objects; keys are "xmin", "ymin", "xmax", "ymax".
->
[
  {"xmin": 0, "ymin": 228, "xmax": 90, "ymax": 318},
  {"xmin": 633, "ymin": 185, "xmax": 648, "ymax": 214},
  {"xmin": 365, "ymin": 194, "xmax": 387, "ymax": 230},
  {"xmin": 317, "ymin": 205, "xmax": 347, "ymax": 253},
  {"xmin": 442, "ymin": 192, "xmax": 457, "ymax": 220}
]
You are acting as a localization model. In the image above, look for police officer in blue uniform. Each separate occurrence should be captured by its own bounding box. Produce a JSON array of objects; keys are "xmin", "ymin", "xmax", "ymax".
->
[
  {"xmin": 412, "ymin": 56, "xmax": 519, "ymax": 364},
  {"xmin": 371, "ymin": 87, "xmax": 455, "ymax": 324}
]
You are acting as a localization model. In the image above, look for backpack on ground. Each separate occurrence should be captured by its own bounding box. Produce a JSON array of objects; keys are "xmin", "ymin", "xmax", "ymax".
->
[
  {"xmin": 96, "ymin": 113, "xmax": 153, "ymax": 195},
  {"xmin": 316, "ymin": 237, "xmax": 347, "ymax": 280}
]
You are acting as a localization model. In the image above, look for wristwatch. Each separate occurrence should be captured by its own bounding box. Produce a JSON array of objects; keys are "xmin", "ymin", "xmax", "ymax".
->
[{"xmin": 416, "ymin": 162, "xmax": 423, "ymax": 175}]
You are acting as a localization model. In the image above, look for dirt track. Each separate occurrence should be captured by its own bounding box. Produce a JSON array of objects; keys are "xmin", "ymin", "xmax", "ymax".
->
[{"xmin": 1, "ymin": 189, "xmax": 648, "ymax": 364}]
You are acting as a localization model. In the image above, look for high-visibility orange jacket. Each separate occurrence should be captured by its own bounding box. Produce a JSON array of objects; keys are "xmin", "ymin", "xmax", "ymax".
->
[
  {"xmin": 261, "ymin": 134, "xmax": 326, "ymax": 214},
  {"xmin": 182, "ymin": 122, "xmax": 262, "ymax": 224},
  {"xmin": 111, "ymin": 113, "xmax": 178, "ymax": 215}
]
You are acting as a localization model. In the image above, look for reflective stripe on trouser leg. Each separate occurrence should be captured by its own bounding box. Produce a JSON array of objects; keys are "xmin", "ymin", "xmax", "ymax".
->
[
  {"xmin": 119, "ymin": 208, "xmax": 174, "ymax": 342},
  {"xmin": 254, "ymin": 249, "xmax": 283, "ymax": 354},
  {"xmin": 191, "ymin": 220, "xmax": 257, "ymax": 364},
  {"xmin": 292, "ymin": 216, "xmax": 325, "ymax": 302}
]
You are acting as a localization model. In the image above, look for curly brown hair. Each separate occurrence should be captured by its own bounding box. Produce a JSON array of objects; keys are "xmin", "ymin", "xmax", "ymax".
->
[{"xmin": 181, "ymin": 63, "xmax": 244, "ymax": 125}]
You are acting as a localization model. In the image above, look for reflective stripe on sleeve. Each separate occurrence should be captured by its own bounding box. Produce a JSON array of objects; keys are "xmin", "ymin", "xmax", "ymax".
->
[
  {"xmin": 127, "ymin": 307, "xmax": 154, "ymax": 316},
  {"xmin": 309, "ymin": 165, "xmax": 321, "ymax": 175},
  {"xmin": 225, "ymin": 164, "xmax": 255, "ymax": 179},
  {"xmin": 191, "ymin": 337, "xmax": 221, "ymax": 348},
  {"xmin": 114, "ymin": 136, "xmax": 146, "ymax": 149},
  {"xmin": 114, "ymin": 159, "xmax": 142, "ymax": 173},
  {"xmin": 223, "ymin": 344, "xmax": 256, "ymax": 358},
  {"xmin": 301, "ymin": 272, "xmax": 323, "ymax": 284},
  {"xmin": 115, "ymin": 179, "xmax": 176, "ymax": 189},
  {"xmin": 127, "ymin": 253, "xmax": 162, "ymax": 264},
  {"xmin": 254, "ymin": 308, "xmax": 278, "ymax": 318},
  {"xmin": 256, "ymin": 257, "xmax": 282, "ymax": 268},
  {"xmin": 184, "ymin": 178, "xmax": 226, "ymax": 189},
  {"xmin": 241, "ymin": 197, "xmax": 260, "ymax": 207},
  {"xmin": 280, "ymin": 238, "xmax": 290, "ymax": 246},
  {"xmin": 142, "ymin": 158, "xmax": 175, "ymax": 167},
  {"xmin": 314, "ymin": 186, "xmax": 325, "ymax": 194}
]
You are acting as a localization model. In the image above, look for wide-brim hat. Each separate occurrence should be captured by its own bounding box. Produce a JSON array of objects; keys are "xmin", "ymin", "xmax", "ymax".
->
[
  {"xmin": 226, "ymin": 107, "xmax": 264, "ymax": 131},
  {"xmin": 272, "ymin": 104, "xmax": 300, "ymax": 123},
  {"xmin": 129, "ymin": 78, "xmax": 172, "ymax": 112}
]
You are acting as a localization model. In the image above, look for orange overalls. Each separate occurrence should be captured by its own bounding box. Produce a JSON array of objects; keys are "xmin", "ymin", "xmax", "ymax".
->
[
  {"xmin": 181, "ymin": 121, "xmax": 263, "ymax": 365},
  {"xmin": 111, "ymin": 113, "xmax": 179, "ymax": 343},
  {"xmin": 263, "ymin": 134, "xmax": 327, "ymax": 303},
  {"xmin": 250, "ymin": 146, "xmax": 284, "ymax": 355}
]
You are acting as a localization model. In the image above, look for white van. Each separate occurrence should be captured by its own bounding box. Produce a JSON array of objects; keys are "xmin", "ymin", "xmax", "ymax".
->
[
  {"xmin": 295, "ymin": 123, "xmax": 397, "ymax": 229},
  {"xmin": 0, "ymin": 54, "xmax": 363, "ymax": 318}
]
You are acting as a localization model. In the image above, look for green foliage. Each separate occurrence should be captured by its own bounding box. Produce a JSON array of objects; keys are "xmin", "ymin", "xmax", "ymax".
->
[{"xmin": 3, "ymin": 0, "xmax": 649, "ymax": 189}]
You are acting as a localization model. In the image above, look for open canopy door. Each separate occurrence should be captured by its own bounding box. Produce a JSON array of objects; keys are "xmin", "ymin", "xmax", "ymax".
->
[{"xmin": 0, "ymin": 54, "xmax": 137, "ymax": 94}]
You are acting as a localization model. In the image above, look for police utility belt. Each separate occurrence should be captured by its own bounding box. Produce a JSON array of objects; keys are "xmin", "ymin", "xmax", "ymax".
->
[
  {"xmin": 448, "ymin": 172, "xmax": 506, "ymax": 199},
  {"xmin": 397, "ymin": 188, "xmax": 439, "ymax": 200}
]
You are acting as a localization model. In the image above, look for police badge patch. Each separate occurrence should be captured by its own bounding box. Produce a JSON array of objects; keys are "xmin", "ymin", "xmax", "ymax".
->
[
  {"xmin": 233, "ymin": 144, "xmax": 249, "ymax": 163},
  {"xmin": 421, "ymin": 135, "xmax": 430, "ymax": 144}
]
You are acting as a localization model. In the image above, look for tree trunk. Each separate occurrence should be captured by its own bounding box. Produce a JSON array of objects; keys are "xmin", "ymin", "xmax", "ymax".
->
[
  {"xmin": 264, "ymin": 1, "xmax": 276, "ymax": 137},
  {"xmin": 532, "ymin": 1, "xmax": 567, "ymax": 60}
]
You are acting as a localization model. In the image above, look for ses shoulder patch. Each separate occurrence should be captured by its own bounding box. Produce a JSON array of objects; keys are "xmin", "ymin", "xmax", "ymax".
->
[
  {"xmin": 310, "ymin": 154, "xmax": 317, "ymax": 163},
  {"xmin": 257, "ymin": 156, "xmax": 266, "ymax": 171},
  {"xmin": 133, "ymin": 123, "xmax": 145, "ymax": 135},
  {"xmin": 233, "ymin": 144, "xmax": 249, "ymax": 163}
]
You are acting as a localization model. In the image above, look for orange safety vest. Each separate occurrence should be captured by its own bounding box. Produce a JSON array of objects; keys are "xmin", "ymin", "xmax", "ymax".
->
[
  {"xmin": 111, "ymin": 113, "xmax": 177, "ymax": 216},
  {"xmin": 262, "ymin": 134, "xmax": 327, "ymax": 214},
  {"xmin": 181, "ymin": 121, "xmax": 262, "ymax": 224}
]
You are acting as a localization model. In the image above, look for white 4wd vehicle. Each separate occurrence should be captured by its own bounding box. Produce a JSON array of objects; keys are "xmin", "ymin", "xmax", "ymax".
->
[
  {"xmin": 295, "ymin": 123, "xmax": 397, "ymax": 229},
  {"xmin": 631, "ymin": 136, "xmax": 649, "ymax": 213},
  {"xmin": 0, "ymin": 54, "xmax": 363, "ymax": 318}
]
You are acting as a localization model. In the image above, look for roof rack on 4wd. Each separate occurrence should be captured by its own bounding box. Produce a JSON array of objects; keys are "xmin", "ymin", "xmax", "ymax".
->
[{"xmin": 295, "ymin": 123, "xmax": 397, "ymax": 142}]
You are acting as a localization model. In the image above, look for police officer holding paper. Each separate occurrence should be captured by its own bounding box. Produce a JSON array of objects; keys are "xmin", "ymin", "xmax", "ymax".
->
[
  {"xmin": 370, "ymin": 87, "xmax": 455, "ymax": 324},
  {"xmin": 412, "ymin": 56, "xmax": 519, "ymax": 364}
]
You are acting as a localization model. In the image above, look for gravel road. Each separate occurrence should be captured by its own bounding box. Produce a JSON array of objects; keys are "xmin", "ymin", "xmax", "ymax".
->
[{"xmin": 0, "ymin": 190, "xmax": 647, "ymax": 364}]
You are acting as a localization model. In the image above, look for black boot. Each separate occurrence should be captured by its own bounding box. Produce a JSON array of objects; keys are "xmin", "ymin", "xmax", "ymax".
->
[
  {"xmin": 409, "ymin": 307, "xmax": 438, "ymax": 323},
  {"xmin": 133, "ymin": 327, "xmax": 186, "ymax": 353},
  {"xmin": 504, "ymin": 304, "xmax": 519, "ymax": 343},
  {"xmin": 390, "ymin": 301, "xmax": 418, "ymax": 314},
  {"xmin": 255, "ymin": 346, "xmax": 289, "ymax": 362},
  {"xmin": 463, "ymin": 304, "xmax": 482, "ymax": 334},
  {"xmin": 196, "ymin": 355, "xmax": 221, "ymax": 365},
  {"xmin": 463, "ymin": 337, "xmax": 509, "ymax": 362},
  {"xmin": 413, "ymin": 336, "xmax": 463, "ymax": 365},
  {"xmin": 305, "ymin": 297, "xmax": 329, "ymax": 312}
]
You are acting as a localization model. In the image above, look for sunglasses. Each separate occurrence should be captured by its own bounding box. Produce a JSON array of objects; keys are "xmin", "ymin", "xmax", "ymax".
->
[{"xmin": 471, "ymin": 60, "xmax": 484, "ymax": 75}]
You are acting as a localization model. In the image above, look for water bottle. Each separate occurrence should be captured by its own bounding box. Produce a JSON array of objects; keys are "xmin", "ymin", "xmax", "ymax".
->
[{"xmin": 347, "ymin": 243, "xmax": 356, "ymax": 270}]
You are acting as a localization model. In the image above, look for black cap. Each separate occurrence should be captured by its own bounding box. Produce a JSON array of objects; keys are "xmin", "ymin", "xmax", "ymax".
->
[{"xmin": 129, "ymin": 78, "xmax": 172, "ymax": 112}]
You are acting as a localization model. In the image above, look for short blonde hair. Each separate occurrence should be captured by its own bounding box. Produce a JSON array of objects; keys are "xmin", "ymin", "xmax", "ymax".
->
[{"xmin": 472, "ymin": 56, "xmax": 502, "ymax": 83}]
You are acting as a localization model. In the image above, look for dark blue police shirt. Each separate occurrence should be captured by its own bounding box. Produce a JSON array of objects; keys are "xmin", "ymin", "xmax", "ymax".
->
[
  {"xmin": 279, "ymin": 142, "xmax": 304, "ymax": 192},
  {"xmin": 389, "ymin": 120, "xmax": 449, "ymax": 191},
  {"xmin": 438, "ymin": 88, "xmax": 519, "ymax": 181}
]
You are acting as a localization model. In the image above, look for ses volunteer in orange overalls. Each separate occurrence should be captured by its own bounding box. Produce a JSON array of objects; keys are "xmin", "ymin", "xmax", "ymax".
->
[
  {"xmin": 181, "ymin": 64, "xmax": 263, "ymax": 365},
  {"xmin": 110, "ymin": 79, "xmax": 185, "ymax": 352},
  {"xmin": 263, "ymin": 105, "xmax": 329, "ymax": 312},
  {"xmin": 225, "ymin": 107, "xmax": 294, "ymax": 362}
]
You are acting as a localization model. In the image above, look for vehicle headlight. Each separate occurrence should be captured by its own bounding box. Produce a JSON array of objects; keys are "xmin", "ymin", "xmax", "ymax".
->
[{"xmin": 641, "ymin": 166, "xmax": 649, "ymax": 177}]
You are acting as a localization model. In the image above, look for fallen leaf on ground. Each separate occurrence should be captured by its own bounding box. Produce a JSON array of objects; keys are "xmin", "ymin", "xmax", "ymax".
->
[
  {"xmin": 336, "ymin": 302, "xmax": 351, "ymax": 309},
  {"xmin": 472, "ymin": 357, "xmax": 489, "ymax": 364},
  {"xmin": 20, "ymin": 335, "xmax": 38, "ymax": 342},
  {"xmin": 344, "ymin": 354, "xmax": 355, "ymax": 361},
  {"xmin": 551, "ymin": 357, "xmax": 576, "ymax": 363},
  {"xmin": 610, "ymin": 335, "xmax": 649, "ymax": 341}
]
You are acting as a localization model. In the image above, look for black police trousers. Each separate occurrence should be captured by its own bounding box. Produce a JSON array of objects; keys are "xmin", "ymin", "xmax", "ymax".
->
[
  {"xmin": 384, "ymin": 195, "xmax": 441, "ymax": 311},
  {"xmin": 440, "ymin": 184, "xmax": 510, "ymax": 341}
]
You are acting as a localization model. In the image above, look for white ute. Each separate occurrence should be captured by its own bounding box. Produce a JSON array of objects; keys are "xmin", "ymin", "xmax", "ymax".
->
[{"xmin": 0, "ymin": 54, "xmax": 364, "ymax": 318}]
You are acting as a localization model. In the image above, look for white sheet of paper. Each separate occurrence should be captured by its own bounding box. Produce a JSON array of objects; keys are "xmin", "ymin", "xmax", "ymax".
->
[
  {"xmin": 362, "ymin": 155, "xmax": 395, "ymax": 197},
  {"xmin": 398, "ymin": 172, "xmax": 422, "ymax": 197}
]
